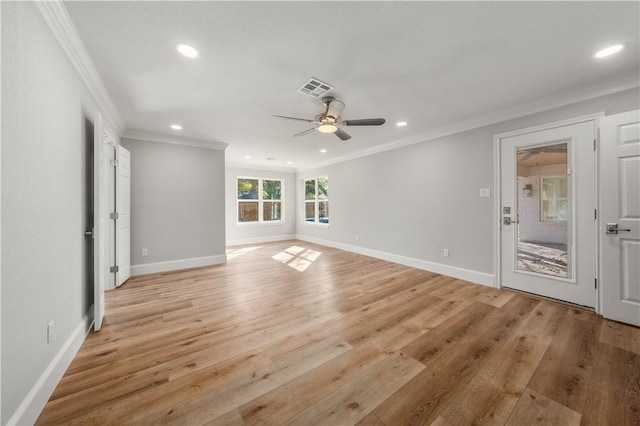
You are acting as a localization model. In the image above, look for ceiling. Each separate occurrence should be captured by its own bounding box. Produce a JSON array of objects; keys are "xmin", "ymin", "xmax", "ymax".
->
[
  {"xmin": 517, "ymin": 144, "xmax": 567, "ymax": 168},
  {"xmin": 64, "ymin": 1, "xmax": 640, "ymax": 171}
]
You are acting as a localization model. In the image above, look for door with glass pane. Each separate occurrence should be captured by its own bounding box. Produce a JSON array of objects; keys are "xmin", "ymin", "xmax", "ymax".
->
[{"xmin": 499, "ymin": 119, "xmax": 596, "ymax": 307}]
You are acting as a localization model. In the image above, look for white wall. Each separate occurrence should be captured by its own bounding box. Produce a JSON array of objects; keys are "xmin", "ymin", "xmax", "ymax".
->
[
  {"xmin": 1, "ymin": 2, "xmax": 121, "ymax": 424},
  {"xmin": 297, "ymin": 88, "xmax": 640, "ymax": 285},
  {"xmin": 121, "ymin": 137, "xmax": 227, "ymax": 275},
  {"xmin": 225, "ymin": 167, "xmax": 297, "ymax": 246}
]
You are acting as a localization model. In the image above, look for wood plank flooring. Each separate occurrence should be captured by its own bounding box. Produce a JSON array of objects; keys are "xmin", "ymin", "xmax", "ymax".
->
[{"xmin": 37, "ymin": 240, "xmax": 640, "ymax": 425}]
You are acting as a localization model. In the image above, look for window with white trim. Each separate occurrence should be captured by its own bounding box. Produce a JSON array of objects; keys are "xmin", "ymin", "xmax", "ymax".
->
[
  {"xmin": 237, "ymin": 177, "xmax": 283, "ymax": 223},
  {"xmin": 540, "ymin": 175, "xmax": 567, "ymax": 221},
  {"xmin": 304, "ymin": 177, "xmax": 328, "ymax": 225}
]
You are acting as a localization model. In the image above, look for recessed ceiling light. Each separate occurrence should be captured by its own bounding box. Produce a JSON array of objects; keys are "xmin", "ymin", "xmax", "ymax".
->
[
  {"xmin": 170, "ymin": 124, "xmax": 182, "ymax": 130},
  {"xmin": 319, "ymin": 149, "xmax": 327, "ymax": 153},
  {"xmin": 177, "ymin": 43, "xmax": 198, "ymax": 58},
  {"xmin": 595, "ymin": 44, "xmax": 625, "ymax": 58},
  {"xmin": 396, "ymin": 121, "xmax": 408, "ymax": 127},
  {"xmin": 244, "ymin": 155, "xmax": 251, "ymax": 160},
  {"xmin": 287, "ymin": 161, "xmax": 293, "ymax": 165}
]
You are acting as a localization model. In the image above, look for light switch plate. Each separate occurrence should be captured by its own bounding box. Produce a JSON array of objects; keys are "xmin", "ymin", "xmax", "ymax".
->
[{"xmin": 479, "ymin": 188, "xmax": 491, "ymax": 198}]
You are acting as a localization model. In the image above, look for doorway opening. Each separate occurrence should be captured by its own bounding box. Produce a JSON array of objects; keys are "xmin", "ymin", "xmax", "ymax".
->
[{"xmin": 84, "ymin": 116, "xmax": 95, "ymax": 313}]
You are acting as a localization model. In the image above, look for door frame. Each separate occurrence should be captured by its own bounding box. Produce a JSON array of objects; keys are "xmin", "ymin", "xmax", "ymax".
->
[
  {"xmin": 93, "ymin": 112, "xmax": 106, "ymax": 330},
  {"xmin": 493, "ymin": 112, "xmax": 603, "ymax": 312}
]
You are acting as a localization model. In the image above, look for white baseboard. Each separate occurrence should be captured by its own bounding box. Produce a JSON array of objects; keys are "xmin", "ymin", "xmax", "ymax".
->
[
  {"xmin": 296, "ymin": 234, "xmax": 495, "ymax": 288},
  {"xmin": 226, "ymin": 234, "xmax": 297, "ymax": 247},
  {"xmin": 7, "ymin": 311, "xmax": 94, "ymax": 426},
  {"xmin": 131, "ymin": 254, "xmax": 227, "ymax": 276}
]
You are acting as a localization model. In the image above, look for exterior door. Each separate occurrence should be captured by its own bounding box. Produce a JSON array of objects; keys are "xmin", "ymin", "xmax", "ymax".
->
[
  {"xmin": 600, "ymin": 110, "xmax": 640, "ymax": 326},
  {"xmin": 498, "ymin": 118, "xmax": 596, "ymax": 307},
  {"xmin": 116, "ymin": 145, "xmax": 131, "ymax": 286}
]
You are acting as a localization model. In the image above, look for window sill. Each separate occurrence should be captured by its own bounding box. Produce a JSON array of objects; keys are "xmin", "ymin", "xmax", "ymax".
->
[
  {"xmin": 303, "ymin": 221, "xmax": 329, "ymax": 228},
  {"xmin": 237, "ymin": 221, "xmax": 285, "ymax": 226}
]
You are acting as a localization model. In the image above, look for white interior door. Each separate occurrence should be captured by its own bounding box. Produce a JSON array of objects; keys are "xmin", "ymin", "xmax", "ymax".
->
[
  {"xmin": 499, "ymin": 119, "xmax": 596, "ymax": 307},
  {"xmin": 93, "ymin": 113, "xmax": 106, "ymax": 331},
  {"xmin": 600, "ymin": 110, "xmax": 640, "ymax": 326},
  {"xmin": 116, "ymin": 145, "xmax": 131, "ymax": 286}
]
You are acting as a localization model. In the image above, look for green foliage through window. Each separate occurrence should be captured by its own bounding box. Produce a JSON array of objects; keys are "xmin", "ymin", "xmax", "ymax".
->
[{"xmin": 237, "ymin": 177, "xmax": 283, "ymax": 223}]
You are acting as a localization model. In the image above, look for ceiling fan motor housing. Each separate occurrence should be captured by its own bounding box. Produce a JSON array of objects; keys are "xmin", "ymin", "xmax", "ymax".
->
[{"xmin": 322, "ymin": 96, "xmax": 346, "ymax": 122}]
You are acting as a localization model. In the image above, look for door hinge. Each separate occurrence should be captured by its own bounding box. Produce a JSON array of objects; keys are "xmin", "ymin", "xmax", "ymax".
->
[
  {"xmin": 593, "ymin": 139, "xmax": 597, "ymax": 151},
  {"xmin": 109, "ymin": 159, "xmax": 119, "ymax": 167},
  {"xmin": 594, "ymin": 209, "xmax": 597, "ymax": 220},
  {"xmin": 594, "ymin": 278, "xmax": 598, "ymax": 289},
  {"xmin": 110, "ymin": 265, "xmax": 119, "ymax": 273},
  {"xmin": 110, "ymin": 212, "xmax": 119, "ymax": 220}
]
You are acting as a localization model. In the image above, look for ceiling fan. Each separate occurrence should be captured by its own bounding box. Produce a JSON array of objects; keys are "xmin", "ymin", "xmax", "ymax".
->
[{"xmin": 274, "ymin": 96, "xmax": 385, "ymax": 141}]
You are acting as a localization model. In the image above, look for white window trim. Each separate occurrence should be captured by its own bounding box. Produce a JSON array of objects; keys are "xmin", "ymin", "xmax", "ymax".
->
[
  {"xmin": 237, "ymin": 176, "xmax": 285, "ymax": 225},
  {"xmin": 540, "ymin": 174, "xmax": 568, "ymax": 223},
  {"xmin": 303, "ymin": 176, "xmax": 329, "ymax": 227}
]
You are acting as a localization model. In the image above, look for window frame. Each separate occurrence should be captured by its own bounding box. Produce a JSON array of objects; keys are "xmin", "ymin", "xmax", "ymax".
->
[
  {"xmin": 303, "ymin": 176, "xmax": 329, "ymax": 227},
  {"xmin": 237, "ymin": 176, "xmax": 284, "ymax": 225},
  {"xmin": 540, "ymin": 174, "xmax": 568, "ymax": 222}
]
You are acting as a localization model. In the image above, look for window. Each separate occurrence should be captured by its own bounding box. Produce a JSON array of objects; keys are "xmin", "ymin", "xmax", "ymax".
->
[
  {"xmin": 304, "ymin": 177, "xmax": 328, "ymax": 225},
  {"xmin": 540, "ymin": 175, "xmax": 567, "ymax": 221},
  {"xmin": 237, "ymin": 177, "xmax": 283, "ymax": 223}
]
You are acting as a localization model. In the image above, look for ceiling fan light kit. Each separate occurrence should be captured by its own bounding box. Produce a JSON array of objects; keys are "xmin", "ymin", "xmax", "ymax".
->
[
  {"xmin": 274, "ymin": 94, "xmax": 386, "ymax": 141},
  {"xmin": 318, "ymin": 124, "xmax": 338, "ymax": 133}
]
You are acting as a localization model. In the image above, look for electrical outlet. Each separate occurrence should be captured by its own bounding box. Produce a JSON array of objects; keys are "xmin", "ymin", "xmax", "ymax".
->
[
  {"xmin": 443, "ymin": 248, "xmax": 449, "ymax": 257},
  {"xmin": 47, "ymin": 321, "xmax": 54, "ymax": 343},
  {"xmin": 142, "ymin": 248, "xmax": 148, "ymax": 256}
]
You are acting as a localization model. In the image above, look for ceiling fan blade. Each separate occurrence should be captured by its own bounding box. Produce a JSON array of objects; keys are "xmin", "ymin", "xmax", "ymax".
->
[
  {"xmin": 293, "ymin": 127, "xmax": 317, "ymax": 137},
  {"xmin": 273, "ymin": 114, "xmax": 315, "ymax": 123},
  {"xmin": 334, "ymin": 128, "xmax": 351, "ymax": 141},
  {"xmin": 342, "ymin": 118, "xmax": 386, "ymax": 126}
]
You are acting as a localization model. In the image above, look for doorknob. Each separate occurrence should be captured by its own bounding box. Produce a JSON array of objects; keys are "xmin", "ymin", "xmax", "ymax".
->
[
  {"xmin": 85, "ymin": 230, "xmax": 94, "ymax": 238},
  {"xmin": 606, "ymin": 223, "xmax": 631, "ymax": 234}
]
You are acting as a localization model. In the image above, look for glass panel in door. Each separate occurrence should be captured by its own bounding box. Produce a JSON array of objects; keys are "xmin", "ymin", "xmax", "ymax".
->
[{"xmin": 516, "ymin": 142, "xmax": 570, "ymax": 279}]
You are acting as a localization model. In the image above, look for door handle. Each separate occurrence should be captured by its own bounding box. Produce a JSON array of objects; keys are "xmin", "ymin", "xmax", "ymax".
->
[
  {"xmin": 606, "ymin": 223, "xmax": 631, "ymax": 234},
  {"xmin": 85, "ymin": 230, "xmax": 94, "ymax": 238}
]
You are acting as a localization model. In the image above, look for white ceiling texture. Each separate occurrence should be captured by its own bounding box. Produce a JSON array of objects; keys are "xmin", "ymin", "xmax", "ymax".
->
[{"xmin": 64, "ymin": 1, "xmax": 640, "ymax": 171}]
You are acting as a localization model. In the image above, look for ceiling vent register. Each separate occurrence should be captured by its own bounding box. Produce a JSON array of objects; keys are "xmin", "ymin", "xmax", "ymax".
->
[{"xmin": 298, "ymin": 77, "xmax": 334, "ymax": 98}]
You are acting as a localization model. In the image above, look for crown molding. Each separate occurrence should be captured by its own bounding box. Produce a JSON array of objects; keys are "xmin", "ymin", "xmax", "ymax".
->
[
  {"xmin": 35, "ymin": 1, "xmax": 125, "ymax": 134},
  {"xmin": 226, "ymin": 161, "xmax": 296, "ymax": 173},
  {"xmin": 298, "ymin": 72, "xmax": 640, "ymax": 172},
  {"xmin": 122, "ymin": 129, "xmax": 228, "ymax": 151}
]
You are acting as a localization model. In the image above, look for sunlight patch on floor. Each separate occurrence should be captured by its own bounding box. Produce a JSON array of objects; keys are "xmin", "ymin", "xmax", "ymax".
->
[
  {"xmin": 226, "ymin": 245, "xmax": 263, "ymax": 260},
  {"xmin": 272, "ymin": 246, "xmax": 322, "ymax": 272}
]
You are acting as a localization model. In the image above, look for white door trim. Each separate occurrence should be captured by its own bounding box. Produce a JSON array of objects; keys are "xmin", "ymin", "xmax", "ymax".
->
[
  {"xmin": 493, "ymin": 112, "xmax": 604, "ymax": 311},
  {"xmin": 93, "ymin": 112, "xmax": 106, "ymax": 331}
]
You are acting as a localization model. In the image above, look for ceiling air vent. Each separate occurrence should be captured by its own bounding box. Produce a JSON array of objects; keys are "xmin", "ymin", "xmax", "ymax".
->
[{"xmin": 297, "ymin": 77, "xmax": 334, "ymax": 98}]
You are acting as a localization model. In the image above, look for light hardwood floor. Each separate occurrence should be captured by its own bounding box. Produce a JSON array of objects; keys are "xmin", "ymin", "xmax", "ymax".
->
[{"xmin": 37, "ymin": 240, "xmax": 640, "ymax": 425}]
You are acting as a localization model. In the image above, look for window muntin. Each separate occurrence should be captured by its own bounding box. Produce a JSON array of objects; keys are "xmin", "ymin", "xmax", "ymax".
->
[
  {"xmin": 237, "ymin": 177, "xmax": 283, "ymax": 223},
  {"xmin": 304, "ymin": 177, "xmax": 329, "ymax": 225}
]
